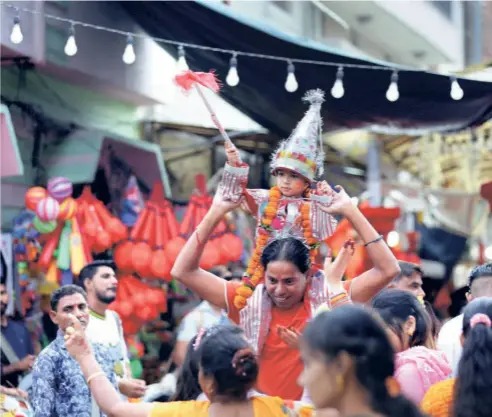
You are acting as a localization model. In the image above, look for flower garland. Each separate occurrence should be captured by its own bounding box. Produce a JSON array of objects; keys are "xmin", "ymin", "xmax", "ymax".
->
[
  {"xmin": 233, "ymin": 186, "xmax": 281, "ymax": 309},
  {"xmin": 233, "ymin": 186, "xmax": 318, "ymax": 310}
]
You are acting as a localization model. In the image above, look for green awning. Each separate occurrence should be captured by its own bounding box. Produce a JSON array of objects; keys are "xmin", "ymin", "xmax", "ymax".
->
[{"xmin": 44, "ymin": 129, "xmax": 171, "ymax": 196}]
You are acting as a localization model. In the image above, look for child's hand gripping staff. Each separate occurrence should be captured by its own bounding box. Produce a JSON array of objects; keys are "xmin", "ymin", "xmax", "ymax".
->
[{"xmin": 174, "ymin": 70, "xmax": 242, "ymax": 165}]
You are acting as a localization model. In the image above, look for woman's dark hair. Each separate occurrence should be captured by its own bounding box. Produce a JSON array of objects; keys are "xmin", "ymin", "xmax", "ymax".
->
[
  {"xmin": 371, "ymin": 289, "xmax": 428, "ymax": 349},
  {"xmin": 453, "ymin": 297, "xmax": 492, "ymax": 417},
  {"xmin": 304, "ymin": 305, "xmax": 425, "ymax": 417},
  {"xmin": 423, "ymin": 301, "xmax": 441, "ymax": 348},
  {"xmin": 199, "ymin": 324, "xmax": 258, "ymax": 399},
  {"xmin": 172, "ymin": 325, "xmax": 247, "ymax": 401},
  {"xmin": 171, "ymin": 334, "xmax": 202, "ymax": 401},
  {"xmin": 261, "ymin": 237, "xmax": 310, "ymax": 274}
]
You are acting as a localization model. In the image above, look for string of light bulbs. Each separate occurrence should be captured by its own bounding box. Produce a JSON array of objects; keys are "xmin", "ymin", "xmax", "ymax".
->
[{"xmin": 3, "ymin": 2, "xmax": 465, "ymax": 101}]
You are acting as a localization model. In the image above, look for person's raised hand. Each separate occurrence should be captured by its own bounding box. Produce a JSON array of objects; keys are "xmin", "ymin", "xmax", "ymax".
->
[
  {"xmin": 211, "ymin": 184, "xmax": 243, "ymax": 215},
  {"xmin": 64, "ymin": 314, "xmax": 92, "ymax": 360},
  {"xmin": 324, "ymin": 239, "xmax": 355, "ymax": 293},
  {"xmin": 317, "ymin": 185, "xmax": 354, "ymax": 217}
]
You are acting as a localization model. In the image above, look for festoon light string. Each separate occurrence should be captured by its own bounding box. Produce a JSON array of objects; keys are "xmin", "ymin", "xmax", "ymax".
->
[{"xmin": 4, "ymin": 2, "xmax": 465, "ymax": 101}]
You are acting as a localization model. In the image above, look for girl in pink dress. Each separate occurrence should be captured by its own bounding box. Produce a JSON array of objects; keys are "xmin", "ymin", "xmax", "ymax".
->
[{"xmin": 372, "ymin": 289, "xmax": 451, "ymax": 404}]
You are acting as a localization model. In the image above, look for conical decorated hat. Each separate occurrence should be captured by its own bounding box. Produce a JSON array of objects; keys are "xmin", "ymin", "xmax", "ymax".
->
[{"xmin": 270, "ymin": 89, "xmax": 325, "ymax": 182}]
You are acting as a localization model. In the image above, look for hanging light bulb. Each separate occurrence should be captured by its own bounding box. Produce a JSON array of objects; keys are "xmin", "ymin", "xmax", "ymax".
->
[
  {"xmin": 386, "ymin": 71, "xmax": 399, "ymax": 102},
  {"xmin": 10, "ymin": 14, "xmax": 23, "ymax": 45},
  {"xmin": 176, "ymin": 45, "xmax": 189, "ymax": 72},
  {"xmin": 64, "ymin": 23, "xmax": 77, "ymax": 56},
  {"xmin": 285, "ymin": 61, "xmax": 298, "ymax": 93},
  {"xmin": 331, "ymin": 66, "xmax": 344, "ymax": 99},
  {"xmin": 122, "ymin": 34, "xmax": 136, "ymax": 65},
  {"xmin": 226, "ymin": 54, "xmax": 240, "ymax": 87},
  {"xmin": 450, "ymin": 76, "xmax": 464, "ymax": 100}
]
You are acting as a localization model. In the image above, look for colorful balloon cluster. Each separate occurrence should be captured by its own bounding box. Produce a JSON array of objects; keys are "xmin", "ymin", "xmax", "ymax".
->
[
  {"xmin": 24, "ymin": 179, "xmax": 128, "ymax": 284},
  {"xmin": 25, "ymin": 177, "xmax": 76, "ymax": 234}
]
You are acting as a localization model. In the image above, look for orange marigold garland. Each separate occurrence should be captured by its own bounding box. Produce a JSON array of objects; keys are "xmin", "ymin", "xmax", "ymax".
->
[
  {"xmin": 233, "ymin": 186, "xmax": 281, "ymax": 309},
  {"xmin": 233, "ymin": 186, "xmax": 320, "ymax": 310}
]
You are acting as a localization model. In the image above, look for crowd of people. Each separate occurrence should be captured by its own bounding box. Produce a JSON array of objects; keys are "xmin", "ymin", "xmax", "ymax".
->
[
  {"xmin": 2, "ymin": 186, "xmax": 492, "ymax": 417},
  {"xmin": 2, "ymin": 90, "xmax": 492, "ymax": 417}
]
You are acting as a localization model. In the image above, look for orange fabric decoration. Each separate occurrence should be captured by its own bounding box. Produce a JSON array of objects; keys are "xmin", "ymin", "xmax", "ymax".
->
[{"xmin": 421, "ymin": 378, "xmax": 455, "ymax": 417}]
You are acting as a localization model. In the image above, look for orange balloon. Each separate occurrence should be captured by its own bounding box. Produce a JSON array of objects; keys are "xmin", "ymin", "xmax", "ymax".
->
[
  {"xmin": 122, "ymin": 318, "xmax": 141, "ymax": 335},
  {"xmin": 114, "ymin": 241, "xmax": 134, "ymax": 272},
  {"xmin": 107, "ymin": 218, "xmax": 128, "ymax": 244},
  {"xmin": 131, "ymin": 242, "xmax": 153, "ymax": 276},
  {"xmin": 221, "ymin": 234, "xmax": 243, "ymax": 263},
  {"xmin": 58, "ymin": 198, "xmax": 77, "ymax": 221},
  {"xmin": 93, "ymin": 229, "xmax": 112, "ymax": 253},
  {"xmin": 200, "ymin": 241, "xmax": 221, "ymax": 271},
  {"xmin": 150, "ymin": 249, "xmax": 171, "ymax": 281},
  {"xmin": 25, "ymin": 187, "xmax": 47, "ymax": 211},
  {"xmin": 165, "ymin": 236, "xmax": 186, "ymax": 265}
]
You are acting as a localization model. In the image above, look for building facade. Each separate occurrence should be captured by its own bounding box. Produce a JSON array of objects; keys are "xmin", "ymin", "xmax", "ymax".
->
[{"xmin": 226, "ymin": 0, "xmax": 466, "ymax": 69}]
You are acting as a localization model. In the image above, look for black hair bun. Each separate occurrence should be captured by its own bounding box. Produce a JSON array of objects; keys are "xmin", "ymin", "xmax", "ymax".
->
[{"xmin": 232, "ymin": 348, "xmax": 258, "ymax": 381}]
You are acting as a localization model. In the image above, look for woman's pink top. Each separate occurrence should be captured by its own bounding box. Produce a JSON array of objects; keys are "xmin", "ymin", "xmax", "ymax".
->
[{"xmin": 395, "ymin": 346, "xmax": 451, "ymax": 404}]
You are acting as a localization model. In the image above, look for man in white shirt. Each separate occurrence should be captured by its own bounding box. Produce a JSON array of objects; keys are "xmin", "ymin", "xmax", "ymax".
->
[
  {"xmin": 79, "ymin": 260, "xmax": 146, "ymax": 399},
  {"xmin": 437, "ymin": 263, "xmax": 492, "ymax": 375}
]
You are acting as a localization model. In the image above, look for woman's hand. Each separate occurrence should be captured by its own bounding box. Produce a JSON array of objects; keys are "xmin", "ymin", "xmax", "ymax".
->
[
  {"xmin": 64, "ymin": 314, "xmax": 92, "ymax": 361},
  {"xmin": 317, "ymin": 185, "xmax": 354, "ymax": 217},
  {"xmin": 212, "ymin": 184, "xmax": 244, "ymax": 215},
  {"xmin": 324, "ymin": 240, "xmax": 355, "ymax": 293}
]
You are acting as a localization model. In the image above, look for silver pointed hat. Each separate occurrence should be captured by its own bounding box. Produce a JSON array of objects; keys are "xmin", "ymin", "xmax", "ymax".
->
[{"xmin": 270, "ymin": 89, "xmax": 325, "ymax": 181}]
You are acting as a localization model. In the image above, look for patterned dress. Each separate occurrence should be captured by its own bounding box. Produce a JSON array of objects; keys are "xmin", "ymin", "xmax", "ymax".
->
[{"xmin": 31, "ymin": 333, "xmax": 117, "ymax": 417}]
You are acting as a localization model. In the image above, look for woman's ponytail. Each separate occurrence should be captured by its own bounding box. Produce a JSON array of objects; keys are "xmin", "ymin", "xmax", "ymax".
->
[{"xmin": 454, "ymin": 310, "xmax": 492, "ymax": 417}]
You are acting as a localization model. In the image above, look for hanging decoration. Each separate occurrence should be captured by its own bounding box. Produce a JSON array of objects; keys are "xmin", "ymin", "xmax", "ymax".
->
[
  {"xmin": 109, "ymin": 274, "xmax": 167, "ymax": 335},
  {"xmin": 113, "ymin": 182, "xmax": 178, "ymax": 281},
  {"xmin": 165, "ymin": 174, "xmax": 243, "ymax": 269},
  {"xmin": 3, "ymin": 2, "xmax": 466, "ymax": 99},
  {"xmin": 22, "ymin": 178, "xmax": 129, "ymax": 285}
]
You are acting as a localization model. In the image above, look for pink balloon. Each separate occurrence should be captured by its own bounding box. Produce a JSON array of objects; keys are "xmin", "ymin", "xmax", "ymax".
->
[{"xmin": 36, "ymin": 196, "xmax": 60, "ymax": 221}]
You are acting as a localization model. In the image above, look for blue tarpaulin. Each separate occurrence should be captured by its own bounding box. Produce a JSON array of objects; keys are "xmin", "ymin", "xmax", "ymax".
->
[{"xmin": 121, "ymin": 1, "xmax": 492, "ymax": 137}]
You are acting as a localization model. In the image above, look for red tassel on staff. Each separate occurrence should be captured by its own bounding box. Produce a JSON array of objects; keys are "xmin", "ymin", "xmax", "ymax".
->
[
  {"xmin": 174, "ymin": 70, "xmax": 241, "ymax": 164},
  {"xmin": 174, "ymin": 70, "xmax": 221, "ymax": 93}
]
